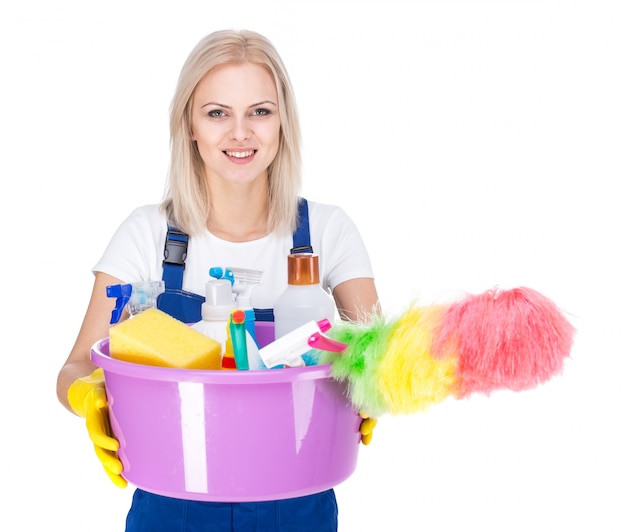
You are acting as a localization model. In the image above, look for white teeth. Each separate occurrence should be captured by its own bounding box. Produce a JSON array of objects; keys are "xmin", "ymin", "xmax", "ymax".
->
[{"xmin": 225, "ymin": 150, "xmax": 254, "ymax": 158}]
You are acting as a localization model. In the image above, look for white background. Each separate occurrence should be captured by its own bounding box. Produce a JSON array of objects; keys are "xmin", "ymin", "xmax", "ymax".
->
[{"xmin": 1, "ymin": 0, "xmax": 624, "ymax": 530}]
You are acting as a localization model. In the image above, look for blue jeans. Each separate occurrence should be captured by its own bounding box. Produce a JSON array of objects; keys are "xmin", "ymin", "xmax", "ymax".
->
[{"xmin": 125, "ymin": 489, "xmax": 338, "ymax": 531}]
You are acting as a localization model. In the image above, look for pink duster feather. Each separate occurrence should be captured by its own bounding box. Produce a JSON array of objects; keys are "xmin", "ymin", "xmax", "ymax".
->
[{"xmin": 431, "ymin": 286, "xmax": 575, "ymax": 398}]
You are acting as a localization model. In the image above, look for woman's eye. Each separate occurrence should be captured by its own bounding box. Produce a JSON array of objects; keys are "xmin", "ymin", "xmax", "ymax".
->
[
  {"xmin": 252, "ymin": 108, "xmax": 271, "ymax": 116},
  {"xmin": 207, "ymin": 109, "xmax": 225, "ymax": 118}
]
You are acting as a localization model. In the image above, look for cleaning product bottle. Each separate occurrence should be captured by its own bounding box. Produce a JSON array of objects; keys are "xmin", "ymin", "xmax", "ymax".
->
[
  {"xmin": 191, "ymin": 279, "xmax": 235, "ymax": 357},
  {"xmin": 259, "ymin": 318, "xmax": 348, "ymax": 368},
  {"xmin": 209, "ymin": 266, "xmax": 262, "ymax": 345},
  {"xmin": 208, "ymin": 266, "xmax": 266, "ymax": 369},
  {"xmin": 106, "ymin": 281, "xmax": 165, "ymax": 324},
  {"xmin": 273, "ymin": 253, "xmax": 337, "ymax": 340}
]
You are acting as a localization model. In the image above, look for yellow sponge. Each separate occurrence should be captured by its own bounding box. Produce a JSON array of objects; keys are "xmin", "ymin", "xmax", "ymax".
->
[{"xmin": 109, "ymin": 308, "xmax": 221, "ymax": 369}]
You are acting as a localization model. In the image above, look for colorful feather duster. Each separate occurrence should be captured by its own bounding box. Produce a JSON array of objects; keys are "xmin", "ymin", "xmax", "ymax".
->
[{"xmin": 318, "ymin": 286, "xmax": 575, "ymax": 418}]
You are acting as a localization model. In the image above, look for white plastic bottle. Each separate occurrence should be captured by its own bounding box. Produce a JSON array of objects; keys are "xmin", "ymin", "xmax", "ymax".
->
[
  {"xmin": 273, "ymin": 253, "xmax": 336, "ymax": 340},
  {"xmin": 191, "ymin": 279, "xmax": 235, "ymax": 354},
  {"xmin": 192, "ymin": 278, "xmax": 266, "ymax": 370}
]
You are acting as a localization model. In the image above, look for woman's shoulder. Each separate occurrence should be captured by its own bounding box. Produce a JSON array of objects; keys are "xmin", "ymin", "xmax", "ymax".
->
[
  {"xmin": 306, "ymin": 199, "xmax": 345, "ymax": 215},
  {"xmin": 125, "ymin": 203, "xmax": 165, "ymax": 221},
  {"xmin": 107, "ymin": 204, "xmax": 168, "ymax": 245},
  {"xmin": 305, "ymin": 199, "xmax": 352, "ymax": 226},
  {"xmin": 119, "ymin": 204, "xmax": 167, "ymax": 230}
]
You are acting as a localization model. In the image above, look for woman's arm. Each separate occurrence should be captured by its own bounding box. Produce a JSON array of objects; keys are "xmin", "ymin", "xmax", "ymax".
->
[
  {"xmin": 56, "ymin": 271, "xmax": 126, "ymax": 412},
  {"xmin": 333, "ymin": 277, "xmax": 381, "ymax": 323}
]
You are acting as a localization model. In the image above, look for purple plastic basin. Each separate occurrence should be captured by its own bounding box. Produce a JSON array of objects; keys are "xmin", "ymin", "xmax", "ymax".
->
[{"xmin": 91, "ymin": 337, "xmax": 361, "ymax": 502}]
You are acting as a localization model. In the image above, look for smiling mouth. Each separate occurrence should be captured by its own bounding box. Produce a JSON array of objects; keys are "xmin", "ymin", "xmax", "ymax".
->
[{"xmin": 224, "ymin": 150, "xmax": 256, "ymax": 158}]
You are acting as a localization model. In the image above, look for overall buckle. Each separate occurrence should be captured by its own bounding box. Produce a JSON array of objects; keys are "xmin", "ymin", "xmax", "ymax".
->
[{"xmin": 163, "ymin": 230, "xmax": 188, "ymax": 267}]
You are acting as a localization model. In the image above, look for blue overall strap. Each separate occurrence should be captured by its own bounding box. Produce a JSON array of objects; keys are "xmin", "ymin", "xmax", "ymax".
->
[
  {"xmin": 291, "ymin": 197, "xmax": 313, "ymax": 254},
  {"xmin": 157, "ymin": 224, "xmax": 204, "ymax": 323},
  {"xmin": 161, "ymin": 225, "xmax": 188, "ymax": 290}
]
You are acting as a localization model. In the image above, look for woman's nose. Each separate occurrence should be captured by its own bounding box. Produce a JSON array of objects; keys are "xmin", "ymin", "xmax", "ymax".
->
[{"xmin": 229, "ymin": 116, "xmax": 252, "ymax": 141}]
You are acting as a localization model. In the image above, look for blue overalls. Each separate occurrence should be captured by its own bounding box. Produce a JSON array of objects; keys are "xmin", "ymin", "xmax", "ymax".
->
[{"xmin": 125, "ymin": 199, "xmax": 339, "ymax": 532}]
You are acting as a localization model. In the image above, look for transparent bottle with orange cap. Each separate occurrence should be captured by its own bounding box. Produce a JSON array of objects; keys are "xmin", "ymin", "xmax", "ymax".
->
[{"xmin": 273, "ymin": 253, "xmax": 337, "ymax": 340}]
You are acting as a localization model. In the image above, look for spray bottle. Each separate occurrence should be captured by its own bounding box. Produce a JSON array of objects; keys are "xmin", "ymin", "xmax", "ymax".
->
[
  {"xmin": 259, "ymin": 318, "xmax": 348, "ymax": 368},
  {"xmin": 106, "ymin": 281, "xmax": 165, "ymax": 324},
  {"xmin": 209, "ymin": 267, "xmax": 263, "ymax": 310},
  {"xmin": 209, "ymin": 266, "xmax": 265, "ymax": 369}
]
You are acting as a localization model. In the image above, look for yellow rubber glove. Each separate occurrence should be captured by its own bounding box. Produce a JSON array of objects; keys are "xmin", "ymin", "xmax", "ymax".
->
[
  {"xmin": 359, "ymin": 413, "xmax": 377, "ymax": 445},
  {"xmin": 68, "ymin": 368, "xmax": 127, "ymax": 488}
]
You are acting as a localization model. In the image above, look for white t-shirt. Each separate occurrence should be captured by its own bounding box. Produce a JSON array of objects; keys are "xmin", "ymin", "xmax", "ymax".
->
[{"xmin": 93, "ymin": 201, "xmax": 374, "ymax": 309}]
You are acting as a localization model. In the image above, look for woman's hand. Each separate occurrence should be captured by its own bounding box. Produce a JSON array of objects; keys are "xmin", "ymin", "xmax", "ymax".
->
[{"xmin": 68, "ymin": 368, "xmax": 127, "ymax": 488}]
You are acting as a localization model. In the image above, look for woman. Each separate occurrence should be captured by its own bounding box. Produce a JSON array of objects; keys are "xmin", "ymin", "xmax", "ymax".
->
[{"xmin": 57, "ymin": 29, "xmax": 379, "ymax": 531}]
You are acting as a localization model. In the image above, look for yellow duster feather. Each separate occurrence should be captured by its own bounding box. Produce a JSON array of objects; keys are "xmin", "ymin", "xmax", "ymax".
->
[{"xmin": 378, "ymin": 305, "xmax": 458, "ymax": 415}]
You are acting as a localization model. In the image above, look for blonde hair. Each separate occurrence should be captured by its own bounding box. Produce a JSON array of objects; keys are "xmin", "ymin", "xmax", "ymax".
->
[{"xmin": 161, "ymin": 29, "xmax": 302, "ymax": 236}]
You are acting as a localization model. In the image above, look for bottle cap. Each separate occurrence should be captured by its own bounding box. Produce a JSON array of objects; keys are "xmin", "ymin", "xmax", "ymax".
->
[
  {"xmin": 287, "ymin": 253, "xmax": 320, "ymax": 285},
  {"xmin": 202, "ymin": 279, "xmax": 235, "ymax": 320}
]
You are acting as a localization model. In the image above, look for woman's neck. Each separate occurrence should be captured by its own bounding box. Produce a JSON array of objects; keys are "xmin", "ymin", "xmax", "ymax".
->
[{"xmin": 206, "ymin": 184, "xmax": 269, "ymax": 242}]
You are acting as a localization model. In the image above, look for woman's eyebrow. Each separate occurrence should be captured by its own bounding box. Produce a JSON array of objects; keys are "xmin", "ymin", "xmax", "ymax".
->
[
  {"xmin": 201, "ymin": 101, "xmax": 229, "ymax": 109},
  {"xmin": 200, "ymin": 100, "xmax": 278, "ymax": 109},
  {"xmin": 250, "ymin": 100, "xmax": 278, "ymax": 108}
]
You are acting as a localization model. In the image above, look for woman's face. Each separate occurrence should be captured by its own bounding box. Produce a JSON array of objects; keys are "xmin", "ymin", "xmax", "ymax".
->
[{"xmin": 190, "ymin": 62, "xmax": 281, "ymax": 188}]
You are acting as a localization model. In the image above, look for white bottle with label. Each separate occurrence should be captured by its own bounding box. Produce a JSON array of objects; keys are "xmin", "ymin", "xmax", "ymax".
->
[{"xmin": 273, "ymin": 253, "xmax": 337, "ymax": 340}]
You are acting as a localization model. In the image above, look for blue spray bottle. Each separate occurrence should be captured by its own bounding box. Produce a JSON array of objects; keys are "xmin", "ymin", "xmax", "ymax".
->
[{"xmin": 106, "ymin": 281, "xmax": 165, "ymax": 324}]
